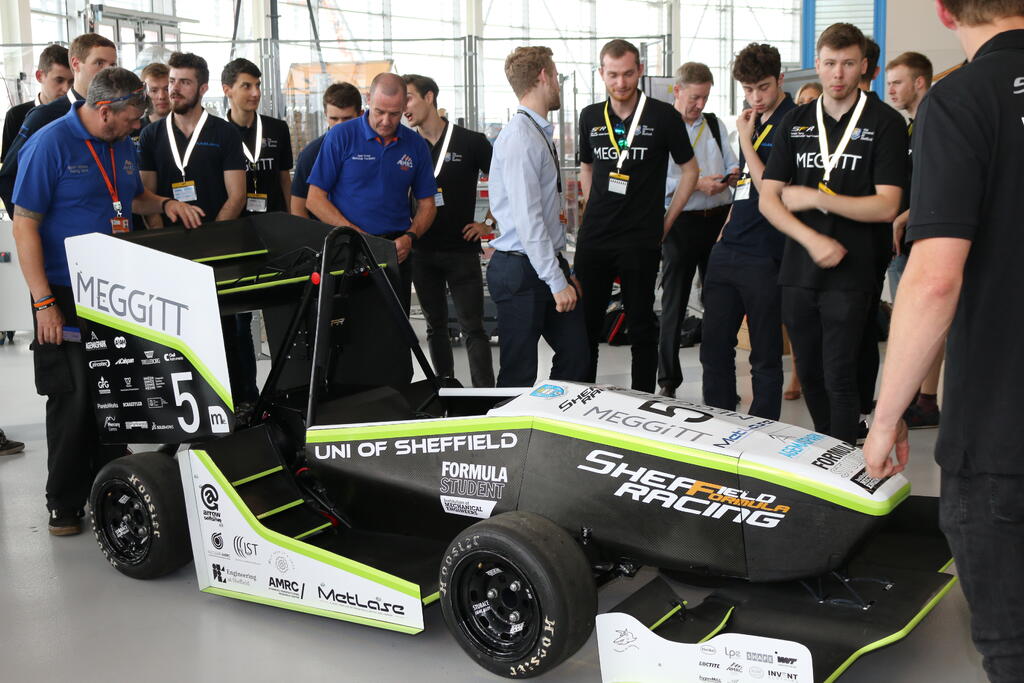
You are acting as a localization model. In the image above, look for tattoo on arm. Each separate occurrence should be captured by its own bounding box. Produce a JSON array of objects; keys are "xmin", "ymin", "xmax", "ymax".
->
[{"xmin": 14, "ymin": 206, "xmax": 44, "ymax": 221}]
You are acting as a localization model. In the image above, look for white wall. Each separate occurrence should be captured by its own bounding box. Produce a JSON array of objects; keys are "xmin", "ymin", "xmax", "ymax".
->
[{"xmin": 886, "ymin": 0, "xmax": 964, "ymax": 78}]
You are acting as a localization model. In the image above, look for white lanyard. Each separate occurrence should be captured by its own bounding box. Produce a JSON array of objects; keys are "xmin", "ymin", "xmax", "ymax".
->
[
  {"xmin": 605, "ymin": 91, "xmax": 648, "ymax": 173},
  {"xmin": 166, "ymin": 109, "xmax": 209, "ymax": 179},
  {"xmin": 433, "ymin": 121, "xmax": 454, "ymax": 178},
  {"xmin": 66, "ymin": 91, "xmax": 80, "ymax": 105},
  {"xmin": 815, "ymin": 91, "xmax": 866, "ymax": 184},
  {"xmin": 240, "ymin": 113, "xmax": 263, "ymax": 164}
]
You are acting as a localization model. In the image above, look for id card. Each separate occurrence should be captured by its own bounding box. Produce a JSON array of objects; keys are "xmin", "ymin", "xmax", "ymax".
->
[
  {"xmin": 734, "ymin": 176, "xmax": 752, "ymax": 202},
  {"xmin": 608, "ymin": 172, "xmax": 629, "ymax": 195},
  {"xmin": 246, "ymin": 192, "xmax": 268, "ymax": 213},
  {"xmin": 434, "ymin": 189, "xmax": 445, "ymax": 207},
  {"xmin": 172, "ymin": 180, "xmax": 198, "ymax": 202},
  {"xmin": 110, "ymin": 217, "xmax": 131, "ymax": 234}
]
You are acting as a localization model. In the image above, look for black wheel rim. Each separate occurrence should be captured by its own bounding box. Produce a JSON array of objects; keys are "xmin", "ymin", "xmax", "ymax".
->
[
  {"xmin": 451, "ymin": 550, "xmax": 541, "ymax": 661},
  {"xmin": 95, "ymin": 478, "xmax": 153, "ymax": 566}
]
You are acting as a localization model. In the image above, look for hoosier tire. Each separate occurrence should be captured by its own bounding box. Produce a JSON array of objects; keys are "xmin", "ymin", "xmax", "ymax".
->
[
  {"xmin": 90, "ymin": 452, "xmax": 192, "ymax": 579},
  {"xmin": 438, "ymin": 511, "xmax": 596, "ymax": 678}
]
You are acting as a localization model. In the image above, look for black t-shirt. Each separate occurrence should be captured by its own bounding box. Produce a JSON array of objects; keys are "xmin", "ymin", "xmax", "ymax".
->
[
  {"xmin": 0, "ymin": 92, "xmax": 77, "ymax": 214},
  {"xmin": 1, "ymin": 100, "xmax": 35, "ymax": 163},
  {"xmin": 228, "ymin": 112, "xmax": 294, "ymax": 215},
  {"xmin": 905, "ymin": 30, "xmax": 1024, "ymax": 475},
  {"xmin": 417, "ymin": 122, "xmax": 492, "ymax": 252},
  {"xmin": 292, "ymin": 133, "xmax": 325, "ymax": 201},
  {"xmin": 720, "ymin": 94, "xmax": 796, "ymax": 262},
  {"xmin": 764, "ymin": 93, "xmax": 907, "ymax": 291},
  {"xmin": 578, "ymin": 94, "xmax": 693, "ymax": 250},
  {"xmin": 138, "ymin": 111, "xmax": 247, "ymax": 224}
]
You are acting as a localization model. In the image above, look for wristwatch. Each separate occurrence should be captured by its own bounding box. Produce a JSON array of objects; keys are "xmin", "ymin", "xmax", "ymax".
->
[
  {"xmin": 484, "ymin": 218, "xmax": 495, "ymax": 228},
  {"xmin": 403, "ymin": 230, "xmax": 418, "ymax": 242}
]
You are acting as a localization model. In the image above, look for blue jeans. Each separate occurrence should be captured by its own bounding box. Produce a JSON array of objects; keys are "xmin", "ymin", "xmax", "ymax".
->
[
  {"xmin": 888, "ymin": 253, "xmax": 908, "ymax": 300},
  {"xmin": 486, "ymin": 251, "xmax": 589, "ymax": 388},
  {"xmin": 940, "ymin": 469, "xmax": 1024, "ymax": 682}
]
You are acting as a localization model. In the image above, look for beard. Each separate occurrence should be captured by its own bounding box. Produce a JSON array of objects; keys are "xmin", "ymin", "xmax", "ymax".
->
[{"xmin": 171, "ymin": 92, "xmax": 200, "ymax": 115}]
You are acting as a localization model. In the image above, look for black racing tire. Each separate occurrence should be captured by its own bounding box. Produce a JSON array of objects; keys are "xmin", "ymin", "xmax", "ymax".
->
[
  {"xmin": 439, "ymin": 511, "xmax": 596, "ymax": 679},
  {"xmin": 90, "ymin": 452, "xmax": 192, "ymax": 579}
]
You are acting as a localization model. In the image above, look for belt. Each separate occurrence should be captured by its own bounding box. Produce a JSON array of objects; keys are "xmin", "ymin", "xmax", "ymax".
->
[{"xmin": 682, "ymin": 205, "xmax": 731, "ymax": 217}]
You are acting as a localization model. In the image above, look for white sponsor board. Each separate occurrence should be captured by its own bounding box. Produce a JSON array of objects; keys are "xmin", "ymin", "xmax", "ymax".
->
[
  {"xmin": 66, "ymin": 233, "xmax": 231, "ymax": 402},
  {"xmin": 181, "ymin": 450, "xmax": 424, "ymax": 631},
  {"xmin": 597, "ymin": 612, "xmax": 813, "ymax": 683},
  {"xmin": 490, "ymin": 383, "xmax": 908, "ymax": 505}
]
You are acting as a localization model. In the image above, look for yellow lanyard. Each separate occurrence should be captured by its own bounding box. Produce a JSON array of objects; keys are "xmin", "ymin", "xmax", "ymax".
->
[
  {"xmin": 602, "ymin": 93, "xmax": 647, "ymax": 172},
  {"xmin": 692, "ymin": 119, "xmax": 707, "ymax": 147},
  {"xmin": 753, "ymin": 124, "xmax": 773, "ymax": 151}
]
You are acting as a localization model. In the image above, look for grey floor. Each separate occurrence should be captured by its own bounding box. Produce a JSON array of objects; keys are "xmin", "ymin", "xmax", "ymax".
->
[{"xmin": 0, "ymin": 323, "xmax": 985, "ymax": 682}]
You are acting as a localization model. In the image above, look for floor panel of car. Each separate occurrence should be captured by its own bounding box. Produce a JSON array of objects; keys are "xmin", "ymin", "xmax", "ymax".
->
[{"xmin": 307, "ymin": 528, "xmax": 445, "ymax": 598}]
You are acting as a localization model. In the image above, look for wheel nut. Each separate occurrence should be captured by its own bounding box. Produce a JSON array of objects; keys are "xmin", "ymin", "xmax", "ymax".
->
[
  {"xmin": 509, "ymin": 611, "xmax": 520, "ymax": 624},
  {"xmin": 509, "ymin": 581, "xmax": 521, "ymax": 592},
  {"xmin": 487, "ymin": 588, "xmax": 498, "ymax": 600}
]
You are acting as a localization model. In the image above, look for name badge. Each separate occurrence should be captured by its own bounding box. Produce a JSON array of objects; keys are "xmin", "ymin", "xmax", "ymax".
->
[
  {"xmin": 111, "ymin": 217, "xmax": 131, "ymax": 234},
  {"xmin": 734, "ymin": 176, "xmax": 752, "ymax": 202},
  {"xmin": 246, "ymin": 192, "xmax": 268, "ymax": 213},
  {"xmin": 608, "ymin": 172, "xmax": 629, "ymax": 195},
  {"xmin": 434, "ymin": 188, "xmax": 445, "ymax": 207},
  {"xmin": 172, "ymin": 180, "xmax": 198, "ymax": 202}
]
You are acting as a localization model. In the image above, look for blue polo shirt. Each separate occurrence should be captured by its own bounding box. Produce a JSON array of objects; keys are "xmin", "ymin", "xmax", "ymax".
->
[
  {"xmin": 13, "ymin": 100, "xmax": 144, "ymax": 287},
  {"xmin": 307, "ymin": 113, "xmax": 435, "ymax": 234}
]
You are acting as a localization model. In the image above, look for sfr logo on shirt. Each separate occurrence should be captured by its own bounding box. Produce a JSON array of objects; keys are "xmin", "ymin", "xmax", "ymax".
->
[{"xmin": 397, "ymin": 154, "xmax": 414, "ymax": 171}]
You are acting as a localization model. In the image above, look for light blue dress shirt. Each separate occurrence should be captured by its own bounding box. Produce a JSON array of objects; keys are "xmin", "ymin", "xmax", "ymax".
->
[
  {"xmin": 665, "ymin": 113, "xmax": 740, "ymax": 211},
  {"xmin": 489, "ymin": 106, "xmax": 568, "ymax": 294}
]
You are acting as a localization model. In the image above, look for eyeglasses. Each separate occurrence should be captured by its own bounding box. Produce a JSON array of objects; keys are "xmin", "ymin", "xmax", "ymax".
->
[{"xmin": 94, "ymin": 86, "xmax": 146, "ymax": 106}]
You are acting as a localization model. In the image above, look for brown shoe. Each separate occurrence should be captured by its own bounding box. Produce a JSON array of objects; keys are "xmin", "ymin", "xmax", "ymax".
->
[
  {"xmin": 783, "ymin": 390, "xmax": 801, "ymax": 401},
  {"xmin": 0, "ymin": 430, "xmax": 24, "ymax": 456},
  {"xmin": 48, "ymin": 509, "xmax": 83, "ymax": 536}
]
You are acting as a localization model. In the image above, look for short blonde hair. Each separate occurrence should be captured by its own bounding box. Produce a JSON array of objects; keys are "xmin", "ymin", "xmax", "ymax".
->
[{"xmin": 505, "ymin": 46, "xmax": 554, "ymax": 98}]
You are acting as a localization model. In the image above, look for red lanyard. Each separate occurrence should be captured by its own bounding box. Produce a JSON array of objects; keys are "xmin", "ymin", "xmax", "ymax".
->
[{"xmin": 84, "ymin": 139, "xmax": 122, "ymax": 216}]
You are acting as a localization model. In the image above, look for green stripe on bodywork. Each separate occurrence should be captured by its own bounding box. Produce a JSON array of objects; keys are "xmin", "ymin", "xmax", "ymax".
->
[
  {"xmin": 648, "ymin": 603, "xmax": 682, "ymax": 631},
  {"xmin": 306, "ymin": 416, "xmax": 534, "ymax": 442},
  {"xmin": 938, "ymin": 557, "xmax": 955, "ymax": 573},
  {"xmin": 306, "ymin": 414, "xmax": 906, "ymax": 516},
  {"xmin": 256, "ymin": 498, "xmax": 304, "ymax": 519},
  {"xmin": 216, "ymin": 268, "xmax": 347, "ymax": 294},
  {"xmin": 203, "ymin": 586, "xmax": 421, "ymax": 634},
  {"xmin": 823, "ymin": 575, "xmax": 958, "ymax": 683},
  {"xmin": 194, "ymin": 450, "xmax": 420, "ymax": 599},
  {"xmin": 231, "ymin": 466, "xmax": 283, "ymax": 487},
  {"xmin": 294, "ymin": 522, "xmax": 332, "ymax": 541},
  {"xmin": 697, "ymin": 606, "xmax": 734, "ymax": 643},
  {"xmin": 422, "ymin": 592, "xmax": 440, "ymax": 606},
  {"xmin": 75, "ymin": 306, "xmax": 233, "ymax": 410},
  {"xmin": 194, "ymin": 249, "xmax": 268, "ymax": 263}
]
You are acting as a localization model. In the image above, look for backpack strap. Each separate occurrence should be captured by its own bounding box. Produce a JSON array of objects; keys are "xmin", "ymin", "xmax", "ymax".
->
[{"xmin": 703, "ymin": 111, "xmax": 725, "ymax": 156}]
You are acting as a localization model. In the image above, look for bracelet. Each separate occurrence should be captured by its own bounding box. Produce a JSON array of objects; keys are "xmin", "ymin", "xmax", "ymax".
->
[
  {"xmin": 34, "ymin": 301, "xmax": 56, "ymax": 312},
  {"xmin": 403, "ymin": 230, "xmax": 418, "ymax": 242},
  {"xmin": 33, "ymin": 296, "xmax": 56, "ymax": 309},
  {"xmin": 161, "ymin": 198, "xmax": 174, "ymax": 212}
]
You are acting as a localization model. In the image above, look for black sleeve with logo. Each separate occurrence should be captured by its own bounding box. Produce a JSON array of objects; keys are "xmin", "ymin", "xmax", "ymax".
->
[
  {"xmin": 417, "ymin": 125, "xmax": 490, "ymax": 253},
  {"xmin": 578, "ymin": 98, "xmax": 693, "ymax": 251}
]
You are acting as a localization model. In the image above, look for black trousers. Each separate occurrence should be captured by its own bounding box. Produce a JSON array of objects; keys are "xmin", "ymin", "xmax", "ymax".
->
[
  {"xmin": 412, "ymin": 248, "xmax": 494, "ymax": 387},
  {"xmin": 940, "ymin": 470, "xmax": 1024, "ymax": 682},
  {"xmin": 32, "ymin": 287, "xmax": 123, "ymax": 513},
  {"xmin": 781, "ymin": 286, "xmax": 872, "ymax": 444},
  {"xmin": 700, "ymin": 244, "xmax": 783, "ymax": 420},
  {"xmin": 574, "ymin": 247, "xmax": 661, "ymax": 393},
  {"xmin": 222, "ymin": 312, "xmax": 258, "ymax": 405},
  {"xmin": 658, "ymin": 206, "xmax": 730, "ymax": 390},
  {"xmin": 486, "ymin": 251, "xmax": 589, "ymax": 387}
]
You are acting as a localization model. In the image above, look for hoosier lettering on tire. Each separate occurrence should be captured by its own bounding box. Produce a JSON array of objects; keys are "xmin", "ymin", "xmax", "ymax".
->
[
  {"xmin": 438, "ymin": 511, "xmax": 597, "ymax": 678},
  {"xmin": 90, "ymin": 452, "xmax": 192, "ymax": 580}
]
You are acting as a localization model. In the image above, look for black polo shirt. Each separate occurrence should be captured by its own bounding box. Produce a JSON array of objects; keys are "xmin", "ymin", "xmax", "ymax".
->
[
  {"xmin": 764, "ymin": 93, "xmax": 907, "ymax": 291},
  {"xmin": 417, "ymin": 122, "xmax": 492, "ymax": 253},
  {"xmin": 906, "ymin": 29, "xmax": 1024, "ymax": 475},
  {"xmin": 228, "ymin": 111, "xmax": 294, "ymax": 215},
  {"xmin": 292, "ymin": 133, "xmax": 325, "ymax": 201},
  {"xmin": 578, "ymin": 94, "xmax": 693, "ymax": 251},
  {"xmin": 138, "ymin": 111, "xmax": 246, "ymax": 224},
  {"xmin": 720, "ymin": 94, "xmax": 796, "ymax": 262},
  {"xmin": 0, "ymin": 90, "xmax": 79, "ymax": 214}
]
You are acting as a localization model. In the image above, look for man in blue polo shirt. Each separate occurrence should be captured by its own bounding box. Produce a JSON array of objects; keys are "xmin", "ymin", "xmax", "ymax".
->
[
  {"xmin": 11, "ymin": 67, "xmax": 203, "ymax": 536},
  {"xmin": 306, "ymin": 72, "xmax": 436, "ymax": 313}
]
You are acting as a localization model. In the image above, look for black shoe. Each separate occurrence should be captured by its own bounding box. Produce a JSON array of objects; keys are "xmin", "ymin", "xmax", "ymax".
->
[
  {"xmin": 657, "ymin": 386, "xmax": 676, "ymax": 399},
  {"xmin": 0, "ymin": 430, "xmax": 24, "ymax": 456},
  {"xmin": 904, "ymin": 403, "xmax": 940, "ymax": 429},
  {"xmin": 856, "ymin": 420, "xmax": 869, "ymax": 445},
  {"xmin": 48, "ymin": 509, "xmax": 83, "ymax": 536}
]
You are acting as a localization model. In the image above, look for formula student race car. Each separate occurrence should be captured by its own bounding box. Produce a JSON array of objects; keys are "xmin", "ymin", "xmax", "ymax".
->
[{"xmin": 67, "ymin": 215, "xmax": 956, "ymax": 682}]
